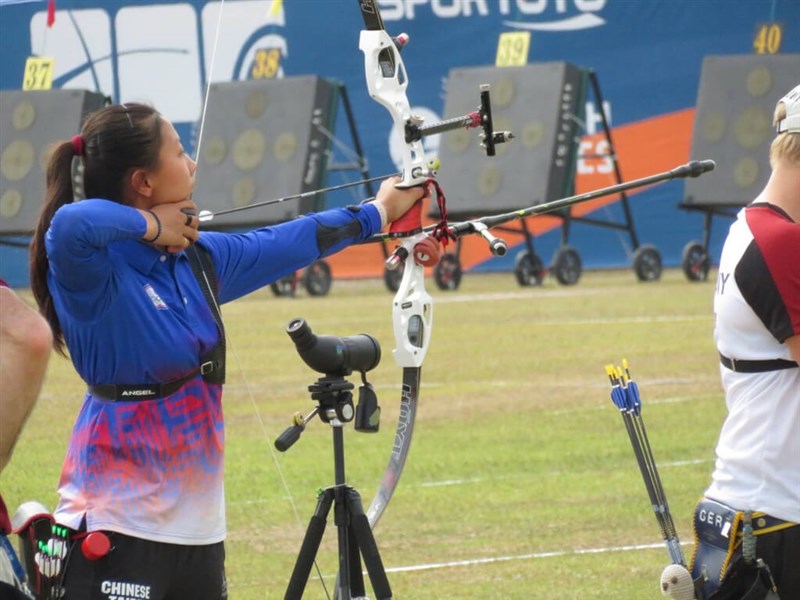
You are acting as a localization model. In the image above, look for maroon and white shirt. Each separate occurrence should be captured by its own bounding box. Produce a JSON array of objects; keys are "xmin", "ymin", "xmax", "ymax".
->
[{"xmin": 708, "ymin": 203, "xmax": 800, "ymax": 523}]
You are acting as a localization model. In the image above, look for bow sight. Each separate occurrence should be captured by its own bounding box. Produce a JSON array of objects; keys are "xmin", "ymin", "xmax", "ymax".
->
[
  {"xmin": 405, "ymin": 83, "xmax": 515, "ymax": 157},
  {"xmin": 375, "ymin": 30, "xmax": 514, "ymax": 158}
]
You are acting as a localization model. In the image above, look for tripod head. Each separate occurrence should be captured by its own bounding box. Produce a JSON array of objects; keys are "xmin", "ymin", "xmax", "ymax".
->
[
  {"xmin": 309, "ymin": 376, "xmax": 356, "ymax": 424},
  {"xmin": 275, "ymin": 319, "xmax": 383, "ymax": 452}
]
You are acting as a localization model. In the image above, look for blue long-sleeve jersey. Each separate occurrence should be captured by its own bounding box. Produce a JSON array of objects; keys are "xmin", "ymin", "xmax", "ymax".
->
[{"xmin": 45, "ymin": 198, "xmax": 381, "ymax": 544}]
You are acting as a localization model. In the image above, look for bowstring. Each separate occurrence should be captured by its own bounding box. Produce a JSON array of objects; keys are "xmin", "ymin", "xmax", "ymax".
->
[{"xmin": 194, "ymin": 1, "xmax": 329, "ymax": 596}]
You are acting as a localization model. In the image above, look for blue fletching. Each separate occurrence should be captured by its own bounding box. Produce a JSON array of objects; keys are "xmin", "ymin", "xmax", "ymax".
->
[
  {"xmin": 610, "ymin": 387, "xmax": 627, "ymax": 410},
  {"xmin": 628, "ymin": 381, "xmax": 642, "ymax": 415}
]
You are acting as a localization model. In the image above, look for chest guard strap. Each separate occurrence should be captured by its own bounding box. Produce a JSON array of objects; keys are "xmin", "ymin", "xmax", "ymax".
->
[{"xmin": 188, "ymin": 244, "xmax": 226, "ymax": 385}]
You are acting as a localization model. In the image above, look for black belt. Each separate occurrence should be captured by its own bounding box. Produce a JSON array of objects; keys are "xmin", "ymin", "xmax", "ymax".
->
[
  {"xmin": 736, "ymin": 511, "xmax": 799, "ymax": 537},
  {"xmin": 719, "ymin": 353, "xmax": 798, "ymax": 373},
  {"xmin": 89, "ymin": 361, "xmax": 217, "ymax": 402}
]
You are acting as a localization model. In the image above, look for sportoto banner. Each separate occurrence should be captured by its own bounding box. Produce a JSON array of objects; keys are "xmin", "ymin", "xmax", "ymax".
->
[{"xmin": 1, "ymin": 0, "xmax": 798, "ymax": 281}]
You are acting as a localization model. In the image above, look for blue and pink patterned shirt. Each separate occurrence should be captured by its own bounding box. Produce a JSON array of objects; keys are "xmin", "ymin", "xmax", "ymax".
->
[{"xmin": 46, "ymin": 199, "xmax": 381, "ymax": 544}]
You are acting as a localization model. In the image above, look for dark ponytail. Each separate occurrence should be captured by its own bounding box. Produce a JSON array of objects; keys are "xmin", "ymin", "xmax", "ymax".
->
[
  {"xmin": 30, "ymin": 141, "xmax": 74, "ymax": 355},
  {"xmin": 29, "ymin": 103, "xmax": 163, "ymax": 355}
]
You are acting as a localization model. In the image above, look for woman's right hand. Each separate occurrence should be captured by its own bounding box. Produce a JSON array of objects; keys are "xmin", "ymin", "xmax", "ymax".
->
[{"xmin": 140, "ymin": 199, "xmax": 200, "ymax": 252}]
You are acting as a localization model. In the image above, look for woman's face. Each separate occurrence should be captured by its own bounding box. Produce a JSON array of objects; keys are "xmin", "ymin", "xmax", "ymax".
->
[{"xmin": 146, "ymin": 120, "xmax": 197, "ymax": 206}]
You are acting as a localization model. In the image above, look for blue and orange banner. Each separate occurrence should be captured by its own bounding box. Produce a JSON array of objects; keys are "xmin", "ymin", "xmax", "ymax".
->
[{"xmin": 0, "ymin": 0, "xmax": 798, "ymax": 284}]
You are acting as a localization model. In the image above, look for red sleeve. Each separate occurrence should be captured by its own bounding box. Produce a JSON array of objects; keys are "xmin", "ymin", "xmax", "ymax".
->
[{"xmin": 746, "ymin": 205, "xmax": 800, "ymax": 338}]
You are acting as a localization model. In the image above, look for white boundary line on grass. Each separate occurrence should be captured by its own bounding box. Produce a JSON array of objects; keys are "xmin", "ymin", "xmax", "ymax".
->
[
  {"xmin": 383, "ymin": 540, "xmax": 692, "ymax": 574},
  {"xmin": 231, "ymin": 453, "xmax": 713, "ymax": 504},
  {"xmin": 534, "ymin": 315, "xmax": 712, "ymax": 326},
  {"xmin": 231, "ymin": 540, "xmax": 694, "ymax": 589},
  {"xmin": 413, "ymin": 456, "xmax": 712, "ymax": 489},
  {"xmin": 436, "ymin": 289, "xmax": 604, "ymax": 303}
]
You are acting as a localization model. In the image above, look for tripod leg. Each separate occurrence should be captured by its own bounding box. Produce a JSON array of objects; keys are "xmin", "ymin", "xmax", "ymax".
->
[
  {"xmin": 345, "ymin": 488, "xmax": 393, "ymax": 600},
  {"xmin": 285, "ymin": 489, "xmax": 335, "ymax": 600},
  {"xmin": 347, "ymin": 525, "xmax": 366, "ymax": 598}
]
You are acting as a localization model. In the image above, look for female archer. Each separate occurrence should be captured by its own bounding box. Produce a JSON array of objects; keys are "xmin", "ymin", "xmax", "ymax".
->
[{"xmin": 29, "ymin": 102, "xmax": 423, "ymax": 598}]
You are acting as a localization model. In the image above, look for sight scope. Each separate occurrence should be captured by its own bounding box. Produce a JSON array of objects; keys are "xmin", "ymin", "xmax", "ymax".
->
[{"xmin": 286, "ymin": 318, "xmax": 381, "ymax": 377}]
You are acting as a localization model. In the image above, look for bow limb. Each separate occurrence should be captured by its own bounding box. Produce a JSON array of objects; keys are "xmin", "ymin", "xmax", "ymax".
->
[
  {"xmin": 366, "ymin": 240, "xmax": 432, "ymax": 527},
  {"xmin": 358, "ymin": 29, "xmax": 434, "ymax": 187}
]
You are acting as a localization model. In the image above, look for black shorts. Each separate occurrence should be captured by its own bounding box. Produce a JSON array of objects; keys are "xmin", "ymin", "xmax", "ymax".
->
[
  {"xmin": 747, "ymin": 523, "xmax": 800, "ymax": 598},
  {"xmin": 62, "ymin": 532, "xmax": 226, "ymax": 600},
  {"xmin": 717, "ymin": 523, "xmax": 800, "ymax": 600},
  {"xmin": 0, "ymin": 580, "xmax": 33, "ymax": 599}
]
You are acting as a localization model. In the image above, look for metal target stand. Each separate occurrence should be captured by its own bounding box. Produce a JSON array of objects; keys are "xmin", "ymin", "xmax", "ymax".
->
[
  {"xmin": 270, "ymin": 82, "xmax": 376, "ymax": 298},
  {"xmin": 431, "ymin": 68, "xmax": 663, "ymax": 292},
  {"xmin": 272, "ymin": 80, "xmax": 414, "ymax": 297},
  {"xmin": 675, "ymin": 205, "xmax": 737, "ymax": 282},
  {"xmin": 674, "ymin": 53, "xmax": 800, "ymax": 283}
]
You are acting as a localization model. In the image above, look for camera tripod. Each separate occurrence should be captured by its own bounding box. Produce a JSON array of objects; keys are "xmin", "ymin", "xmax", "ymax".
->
[{"xmin": 280, "ymin": 376, "xmax": 392, "ymax": 600}]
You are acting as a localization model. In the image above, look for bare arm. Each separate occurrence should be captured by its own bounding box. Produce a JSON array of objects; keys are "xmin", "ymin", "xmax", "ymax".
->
[
  {"xmin": 787, "ymin": 334, "xmax": 800, "ymax": 365},
  {"xmin": 0, "ymin": 286, "xmax": 52, "ymax": 471}
]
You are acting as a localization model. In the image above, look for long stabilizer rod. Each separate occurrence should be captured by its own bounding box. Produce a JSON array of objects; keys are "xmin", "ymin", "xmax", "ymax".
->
[{"xmin": 365, "ymin": 159, "xmax": 716, "ymax": 253}]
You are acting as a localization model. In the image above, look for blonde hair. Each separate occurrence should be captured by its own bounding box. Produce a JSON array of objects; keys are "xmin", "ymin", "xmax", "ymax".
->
[{"xmin": 770, "ymin": 99, "xmax": 800, "ymax": 168}]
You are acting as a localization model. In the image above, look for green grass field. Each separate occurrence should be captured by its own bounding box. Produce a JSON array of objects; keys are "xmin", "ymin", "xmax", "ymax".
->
[{"xmin": 2, "ymin": 267, "xmax": 726, "ymax": 599}]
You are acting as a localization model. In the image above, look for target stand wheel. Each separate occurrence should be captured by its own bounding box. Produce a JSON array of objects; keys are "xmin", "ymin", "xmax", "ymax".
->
[
  {"xmin": 513, "ymin": 250, "xmax": 545, "ymax": 287},
  {"xmin": 271, "ymin": 273, "xmax": 298, "ymax": 297},
  {"xmin": 551, "ymin": 246, "xmax": 582, "ymax": 286},
  {"xmin": 433, "ymin": 253, "xmax": 462, "ymax": 291},
  {"xmin": 303, "ymin": 260, "xmax": 332, "ymax": 297},
  {"xmin": 383, "ymin": 262, "xmax": 404, "ymax": 293},
  {"xmin": 632, "ymin": 244, "xmax": 663, "ymax": 282},
  {"xmin": 681, "ymin": 240, "xmax": 711, "ymax": 282}
]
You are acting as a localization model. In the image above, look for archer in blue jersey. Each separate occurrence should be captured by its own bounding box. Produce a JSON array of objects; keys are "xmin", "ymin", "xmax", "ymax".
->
[{"xmin": 29, "ymin": 102, "xmax": 423, "ymax": 599}]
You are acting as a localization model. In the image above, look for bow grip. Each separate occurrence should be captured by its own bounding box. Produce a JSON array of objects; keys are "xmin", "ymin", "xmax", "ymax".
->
[{"xmin": 389, "ymin": 200, "xmax": 423, "ymax": 236}]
